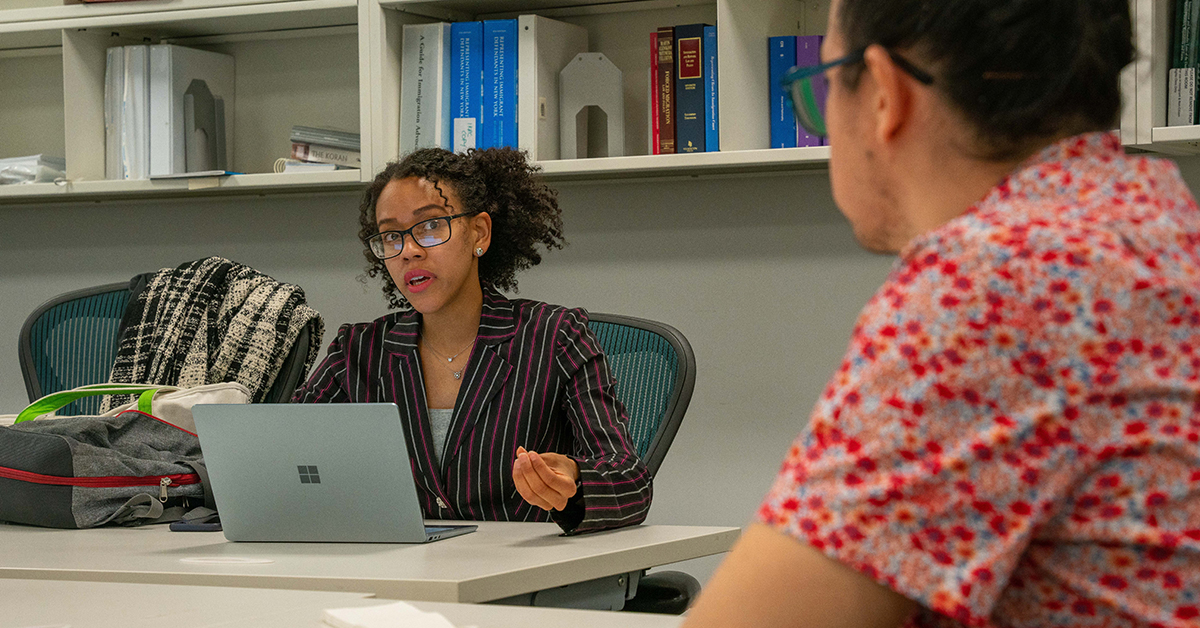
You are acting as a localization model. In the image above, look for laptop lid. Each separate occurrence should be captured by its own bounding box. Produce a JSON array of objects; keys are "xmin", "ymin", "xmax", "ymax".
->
[{"xmin": 192, "ymin": 403, "xmax": 473, "ymax": 543}]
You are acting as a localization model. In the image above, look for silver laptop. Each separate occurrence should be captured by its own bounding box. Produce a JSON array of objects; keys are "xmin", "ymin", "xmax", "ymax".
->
[{"xmin": 191, "ymin": 403, "xmax": 476, "ymax": 543}]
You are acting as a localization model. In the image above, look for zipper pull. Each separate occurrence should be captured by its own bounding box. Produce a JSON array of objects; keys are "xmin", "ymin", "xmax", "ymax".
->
[{"xmin": 159, "ymin": 477, "xmax": 172, "ymax": 503}]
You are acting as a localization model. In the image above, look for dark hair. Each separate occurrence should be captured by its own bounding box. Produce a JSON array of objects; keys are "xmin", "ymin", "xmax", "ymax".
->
[
  {"xmin": 358, "ymin": 147, "xmax": 565, "ymax": 310},
  {"xmin": 837, "ymin": 0, "xmax": 1133, "ymax": 160}
]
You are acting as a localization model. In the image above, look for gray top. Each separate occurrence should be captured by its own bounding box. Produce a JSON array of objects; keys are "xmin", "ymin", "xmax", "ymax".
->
[{"xmin": 429, "ymin": 407, "xmax": 454, "ymax": 467}]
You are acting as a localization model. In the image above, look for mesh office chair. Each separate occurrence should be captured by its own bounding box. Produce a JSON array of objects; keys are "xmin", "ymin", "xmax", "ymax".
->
[
  {"xmin": 18, "ymin": 274, "xmax": 314, "ymax": 416},
  {"xmin": 587, "ymin": 313, "xmax": 699, "ymax": 615}
]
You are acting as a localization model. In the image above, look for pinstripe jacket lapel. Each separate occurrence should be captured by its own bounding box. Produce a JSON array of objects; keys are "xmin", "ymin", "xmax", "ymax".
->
[
  {"xmin": 381, "ymin": 310, "xmax": 452, "ymax": 508},
  {"xmin": 444, "ymin": 291, "xmax": 517, "ymax": 467}
]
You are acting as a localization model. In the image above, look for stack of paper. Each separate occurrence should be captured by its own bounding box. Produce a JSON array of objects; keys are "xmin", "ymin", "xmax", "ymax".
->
[
  {"xmin": 0, "ymin": 154, "xmax": 66, "ymax": 185},
  {"xmin": 323, "ymin": 601, "xmax": 458, "ymax": 628}
]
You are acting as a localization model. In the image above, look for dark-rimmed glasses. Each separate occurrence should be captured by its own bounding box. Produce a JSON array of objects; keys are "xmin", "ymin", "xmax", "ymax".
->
[
  {"xmin": 368, "ymin": 211, "xmax": 479, "ymax": 260},
  {"xmin": 781, "ymin": 47, "xmax": 935, "ymax": 137}
]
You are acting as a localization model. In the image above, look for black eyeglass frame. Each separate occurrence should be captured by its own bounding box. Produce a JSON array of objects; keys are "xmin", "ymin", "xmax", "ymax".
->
[
  {"xmin": 781, "ymin": 46, "xmax": 935, "ymax": 136},
  {"xmin": 367, "ymin": 211, "xmax": 481, "ymax": 260}
]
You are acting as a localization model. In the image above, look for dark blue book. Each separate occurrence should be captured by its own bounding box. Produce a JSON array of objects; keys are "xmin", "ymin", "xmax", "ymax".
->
[
  {"xmin": 481, "ymin": 19, "xmax": 518, "ymax": 149},
  {"xmin": 451, "ymin": 21, "xmax": 483, "ymax": 152},
  {"xmin": 769, "ymin": 36, "xmax": 797, "ymax": 149},
  {"xmin": 674, "ymin": 23, "xmax": 708, "ymax": 154},
  {"xmin": 703, "ymin": 25, "xmax": 719, "ymax": 152},
  {"xmin": 795, "ymin": 35, "xmax": 823, "ymax": 147}
]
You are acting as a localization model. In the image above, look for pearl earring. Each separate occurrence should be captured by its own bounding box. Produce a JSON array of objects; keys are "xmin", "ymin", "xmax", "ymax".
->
[{"xmin": 475, "ymin": 247, "xmax": 484, "ymax": 257}]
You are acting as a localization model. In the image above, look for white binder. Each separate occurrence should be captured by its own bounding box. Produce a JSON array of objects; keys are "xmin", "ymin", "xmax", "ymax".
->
[
  {"xmin": 149, "ymin": 44, "xmax": 235, "ymax": 176},
  {"xmin": 517, "ymin": 15, "xmax": 588, "ymax": 162}
]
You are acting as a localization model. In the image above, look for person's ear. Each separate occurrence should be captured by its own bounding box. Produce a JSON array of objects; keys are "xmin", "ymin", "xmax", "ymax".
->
[
  {"xmin": 862, "ymin": 44, "xmax": 914, "ymax": 145},
  {"xmin": 471, "ymin": 211, "xmax": 492, "ymax": 257}
]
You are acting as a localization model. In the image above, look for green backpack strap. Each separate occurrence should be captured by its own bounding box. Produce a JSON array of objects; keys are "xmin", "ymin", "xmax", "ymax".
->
[{"xmin": 15, "ymin": 384, "xmax": 166, "ymax": 424}]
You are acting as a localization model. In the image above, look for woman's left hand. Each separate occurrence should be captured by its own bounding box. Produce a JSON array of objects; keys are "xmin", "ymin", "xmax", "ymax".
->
[{"xmin": 513, "ymin": 446, "xmax": 580, "ymax": 511}]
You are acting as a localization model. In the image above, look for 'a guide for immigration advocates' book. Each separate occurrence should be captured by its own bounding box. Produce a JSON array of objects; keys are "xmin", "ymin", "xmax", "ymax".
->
[{"xmin": 400, "ymin": 22, "xmax": 452, "ymax": 153}]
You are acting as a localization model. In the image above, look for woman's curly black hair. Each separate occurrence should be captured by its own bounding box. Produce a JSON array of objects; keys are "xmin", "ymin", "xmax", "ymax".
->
[{"xmin": 358, "ymin": 147, "xmax": 565, "ymax": 310}]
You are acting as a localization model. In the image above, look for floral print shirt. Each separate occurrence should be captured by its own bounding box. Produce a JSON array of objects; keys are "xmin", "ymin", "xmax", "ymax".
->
[{"xmin": 760, "ymin": 132, "xmax": 1200, "ymax": 627}]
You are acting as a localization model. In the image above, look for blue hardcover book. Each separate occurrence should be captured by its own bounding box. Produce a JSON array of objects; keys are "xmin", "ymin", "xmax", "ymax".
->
[
  {"xmin": 795, "ymin": 35, "xmax": 823, "ymax": 147},
  {"xmin": 451, "ymin": 21, "xmax": 483, "ymax": 153},
  {"xmin": 703, "ymin": 25, "xmax": 719, "ymax": 152},
  {"xmin": 482, "ymin": 19, "xmax": 518, "ymax": 149},
  {"xmin": 769, "ymin": 36, "xmax": 797, "ymax": 149},
  {"xmin": 674, "ymin": 23, "xmax": 708, "ymax": 153}
]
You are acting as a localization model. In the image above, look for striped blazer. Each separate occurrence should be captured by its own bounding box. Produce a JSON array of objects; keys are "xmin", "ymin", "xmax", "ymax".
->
[{"xmin": 292, "ymin": 289, "xmax": 652, "ymax": 533}]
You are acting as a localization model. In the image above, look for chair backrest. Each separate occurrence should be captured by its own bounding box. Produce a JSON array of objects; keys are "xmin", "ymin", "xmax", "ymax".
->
[
  {"xmin": 18, "ymin": 282, "xmax": 134, "ymax": 416},
  {"xmin": 18, "ymin": 276, "xmax": 315, "ymax": 415},
  {"xmin": 265, "ymin": 321, "xmax": 315, "ymax": 403},
  {"xmin": 587, "ymin": 313, "xmax": 695, "ymax": 477}
]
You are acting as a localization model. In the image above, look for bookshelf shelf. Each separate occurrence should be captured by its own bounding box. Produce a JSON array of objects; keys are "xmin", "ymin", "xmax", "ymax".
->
[
  {"xmin": 0, "ymin": 1, "xmax": 348, "ymax": 28},
  {"xmin": 1149, "ymin": 126, "xmax": 1200, "ymax": 155},
  {"xmin": 379, "ymin": 0, "xmax": 711, "ymax": 21},
  {"xmin": 536, "ymin": 147, "xmax": 830, "ymax": 181},
  {"xmin": 0, "ymin": 169, "xmax": 364, "ymax": 203},
  {"xmin": 1, "ymin": 1, "xmax": 357, "ymax": 38}
]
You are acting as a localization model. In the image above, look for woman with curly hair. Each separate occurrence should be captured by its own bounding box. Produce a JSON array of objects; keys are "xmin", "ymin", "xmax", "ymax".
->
[{"xmin": 293, "ymin": 147, "xmax": 651, "ymax": 534}]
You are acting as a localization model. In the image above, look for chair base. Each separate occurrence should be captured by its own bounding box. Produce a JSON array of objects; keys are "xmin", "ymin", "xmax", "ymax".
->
[{"xmin": 621, "ymin": 570, "xmax": 701, "ymax": 615}]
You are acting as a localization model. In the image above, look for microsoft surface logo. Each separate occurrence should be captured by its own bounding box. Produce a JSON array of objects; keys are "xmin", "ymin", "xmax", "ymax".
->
[{"xmin": 297, "ymin": 465, "xmax": 321, "ymax": 484}]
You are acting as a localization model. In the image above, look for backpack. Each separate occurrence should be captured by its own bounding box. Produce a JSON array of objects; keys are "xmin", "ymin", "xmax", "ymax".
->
[{"xmin": 0, "ymin": 383, "xmax": 245, "ymax": 528}]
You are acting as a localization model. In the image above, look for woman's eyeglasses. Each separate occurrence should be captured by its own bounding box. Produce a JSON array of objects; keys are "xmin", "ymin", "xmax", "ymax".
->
[
  {"xmin": 368, "ymin": 211, "xmax": 479, "ymax": 260},
  {"xmin": 781, "ymin": 47, "xmax": 935, "ymax": 137}
]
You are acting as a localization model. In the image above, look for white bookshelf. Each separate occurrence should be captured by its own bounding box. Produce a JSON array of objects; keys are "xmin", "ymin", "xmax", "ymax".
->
[{"xmin": 0, "ymin": 0, "xmax": 839, "ymax": 203}]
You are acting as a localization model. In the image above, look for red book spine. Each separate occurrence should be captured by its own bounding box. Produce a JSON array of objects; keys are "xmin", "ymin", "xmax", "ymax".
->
[
  {"xmin": 650, "ymin": 31, "xmax": 660, "ymax": 155},
  {"xmin": 656, "ymin": 26, "xmax": 676, "ymax": 154}
]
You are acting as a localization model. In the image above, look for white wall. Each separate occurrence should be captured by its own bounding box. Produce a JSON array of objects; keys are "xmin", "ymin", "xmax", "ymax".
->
[{"xmin": 4, "ymin": 155, "xmax": 1196, "ymax": 583}]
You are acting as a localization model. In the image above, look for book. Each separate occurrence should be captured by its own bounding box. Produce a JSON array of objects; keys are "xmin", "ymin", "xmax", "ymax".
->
[
  {"xmin": 450, "ymin": 21, "xmax": 483, "ymax": 153},
  {"xmin": 650, "ymin": 31, "xmax": 660, "ymax": 155},
  {"xmin": 769, "ymin": 36, "xmax": 798, "ymax": 149},
  {"xmin": 400, "ymin": 22, "xmax": 453, "ymax": 154},
  {"xmin": 149, "ymin": 44, "xmax": 235, "ymax": 176},
  {"xmin": 104, "ymin": 46, "xmax": 123, "ymax": 180},
  {"xmin": 289, "ymin": 125, "xmax": 360, "ymax": 152},
  {"xmin": 703, "ymin": 25, "xmax": 719, "ymax": 152},
  {"xmin": 274, "ymin": 158, "xmax": 338, "ymax": 173},
  {"xmin": 1170, "ymin": 0, "xmax": 1200, "ymax": 126},
  {"xmin": 656, "ymin": 26, "xmax": 675, "ymax": 154},
  {"xmin": 674, "ymin": 24, "xmax": 707, "ymax": 154},
  {"xmin": 290, "ymin": 142, "xmax": 361, "ymax": 168},
  {"xmin": 482, "ymin": 19, "xmax": 519, "ymax": 149},
  {"xmin": 517, "ymin": 14, "xmax": 588, "ymax": 161},
  {"xmin": 122, "ymin": 45, "xmax": 151, "ymax": 180},
  {"xmin": 795, "ymin": 35, "xmax": 823, "ymax": 147}
]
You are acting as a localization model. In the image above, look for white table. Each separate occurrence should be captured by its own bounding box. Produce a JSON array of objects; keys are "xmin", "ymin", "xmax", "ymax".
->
[
  {"xmin": 3, "ymin": 579, "xmax": 684, "ymax": 627},
  {"xmin": 0, "ymin": 521, "xmax": 737, "ymax": 603}
]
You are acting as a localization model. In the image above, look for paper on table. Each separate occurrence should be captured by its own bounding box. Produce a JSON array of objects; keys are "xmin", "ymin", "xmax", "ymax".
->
[{"xmin": 323, "ymin": 601, "xmax": 459, "ymax": 628}]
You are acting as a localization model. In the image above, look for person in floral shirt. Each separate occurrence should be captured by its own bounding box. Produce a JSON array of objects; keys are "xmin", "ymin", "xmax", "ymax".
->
[{"xmin": 684, "ymin": 1, "xmax": 1200, "ymax": 627}]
